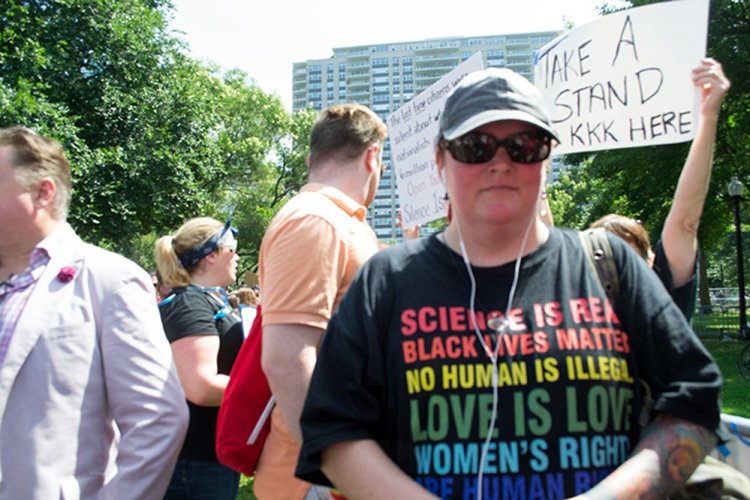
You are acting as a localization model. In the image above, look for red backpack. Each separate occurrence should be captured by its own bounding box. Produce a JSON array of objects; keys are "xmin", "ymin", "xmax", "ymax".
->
[{"xmin": 216, "ymin": 305, "xmax": 275, "ymax": 475}]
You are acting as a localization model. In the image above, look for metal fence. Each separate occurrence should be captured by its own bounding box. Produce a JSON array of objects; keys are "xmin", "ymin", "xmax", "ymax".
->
[{"xmin": 691, "ymin": 304, "xmax": 749, "ymax": 339}]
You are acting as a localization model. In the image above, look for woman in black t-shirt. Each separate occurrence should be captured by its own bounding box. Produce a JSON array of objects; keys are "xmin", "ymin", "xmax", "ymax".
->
[{"xmin": 155, "ymin": 217, "xmax": 244, "ymax": 500}]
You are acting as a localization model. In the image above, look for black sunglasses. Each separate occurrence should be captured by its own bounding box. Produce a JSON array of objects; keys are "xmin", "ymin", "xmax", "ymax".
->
[{"xmin": 440, "ymin": 131, "xmax": 552, "ymax": 164}]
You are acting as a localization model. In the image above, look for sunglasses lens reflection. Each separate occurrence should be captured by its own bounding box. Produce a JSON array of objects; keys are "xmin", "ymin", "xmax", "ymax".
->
[{"xmin": 444, "ymin": 132, "xmax": 550, "ymax": 164}]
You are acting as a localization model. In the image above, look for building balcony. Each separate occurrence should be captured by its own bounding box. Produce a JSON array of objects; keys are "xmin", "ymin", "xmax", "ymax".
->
[
  {"xmin": 347, "ymin": 80, "xmax": 370, "ymax": 90},
  {"xmin": 348, "ymin": 90, "xmax": 370, "ymax": 101},
  {"xmin": 414, "ymin": 62, "xmax": 458, "ymax": 74},
  {"xmin": 413, "ymin": 41, "xmax": 461, "ymax": 54},
  {"xmin": 346, "ymin": 52, "xmax": 370, "ymax": 66},
  {"xmin": 414, "ymin": 72, "xmax": 443, "ymax": 84},
  {"xmin": 414, "ymin": 52, "xmax": 461, "ymax": 63},
  {"xmin": 346, "ymin": 72, "xmax": 370, "ymax": 83}
]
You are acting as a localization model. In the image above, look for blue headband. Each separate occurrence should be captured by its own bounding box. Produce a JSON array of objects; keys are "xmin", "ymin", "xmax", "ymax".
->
[{"xmin": 176, "ymin": 220, "xmax": 238, "ymax": 269}]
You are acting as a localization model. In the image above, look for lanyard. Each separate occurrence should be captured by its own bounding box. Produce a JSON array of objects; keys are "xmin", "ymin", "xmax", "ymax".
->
[
  {"xmin": 189, "ymin": 284, "xmax": 232, "ymax": 320},
  {"xmin": 159, "ymin": 285, "xmax": 232, "ymax": 321}
]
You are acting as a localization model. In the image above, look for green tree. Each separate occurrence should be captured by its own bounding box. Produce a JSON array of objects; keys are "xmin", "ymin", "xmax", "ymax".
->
[
  {"xmin": 270, "ymin": 107, "xmax": 318, "ymax": 208},
  {"xmin": 228, "ymin": 104, "xmax": 318, "ymax": 277},
  {"xmin": 1, "ymin": 0, "xmax": 223, "ymax": 245},
  {"xmin": 1, "ymin": 0, "xmax": 316, "ymax": 275}
]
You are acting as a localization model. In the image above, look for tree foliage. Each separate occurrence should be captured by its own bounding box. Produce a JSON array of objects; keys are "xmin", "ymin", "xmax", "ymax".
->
[{"xmin": 1, "ymin": 0, "xmax": 315, "ymax": 274}]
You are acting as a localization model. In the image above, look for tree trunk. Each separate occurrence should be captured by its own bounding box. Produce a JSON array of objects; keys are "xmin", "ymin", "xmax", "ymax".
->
[{"xmin": 699, "ymin": 251, "xmax": 712, "ymax": 314}]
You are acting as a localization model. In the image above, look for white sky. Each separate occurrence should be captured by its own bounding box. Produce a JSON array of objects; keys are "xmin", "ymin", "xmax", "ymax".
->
[{"xmin": 168, "ymin": 0, "xmax": 627, "ymax": 110}]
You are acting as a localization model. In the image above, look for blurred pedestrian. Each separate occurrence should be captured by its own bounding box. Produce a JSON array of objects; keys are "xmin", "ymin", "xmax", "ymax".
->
[
  {"xmin": 155, "ymin": 217, "xmax": 245, "ymax": 499},
  {"xmin": 255, "ymin": 103, "xmax": 387, "ymax": 498},
  {"xmin": 0, "ymin": 126, "xmax": 188, "ymax": 498}
]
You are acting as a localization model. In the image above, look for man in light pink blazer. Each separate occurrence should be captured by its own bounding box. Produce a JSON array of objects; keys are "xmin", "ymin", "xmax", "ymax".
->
[{"xmin": 0, "ymin": 127, "xmax": 188, "ymax": 499}]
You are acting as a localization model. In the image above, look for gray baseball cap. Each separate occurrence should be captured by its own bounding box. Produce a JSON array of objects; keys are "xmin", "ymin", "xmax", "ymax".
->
[{"xmin": 439, "ymin": 67, "xmax": 557, "ymax": 141}]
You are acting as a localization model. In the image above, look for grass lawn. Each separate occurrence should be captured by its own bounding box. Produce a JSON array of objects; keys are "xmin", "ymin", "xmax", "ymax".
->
[
  {"xmin": 700, "ymin": 337, "xmax": 750, "ymax": 417},
  {"xmin": 238, "ymin": 475, "xmax": 256, "ymax": 500},
  {"xmin": 692, "ymin": 308, "xmax": 750, "ymax": 415}
]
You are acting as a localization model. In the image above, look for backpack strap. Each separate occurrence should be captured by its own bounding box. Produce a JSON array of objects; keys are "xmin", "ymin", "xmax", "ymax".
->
[
  {"xmin": 579, "ymin": 229, "xmax": 656, "ymax": 427},
  {"xmin": 579, "ymin": 227, "xmax": 619, "ymax": 305}
]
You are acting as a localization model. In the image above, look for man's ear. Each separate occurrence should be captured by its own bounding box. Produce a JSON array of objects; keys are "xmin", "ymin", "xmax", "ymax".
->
[
  {"xmin": 33, "ymin": 178, "xmax": 56, "ymax": 209},
  {"xmin": 364, "ymin": 144, "xmax": 380, "ymax": 173}
]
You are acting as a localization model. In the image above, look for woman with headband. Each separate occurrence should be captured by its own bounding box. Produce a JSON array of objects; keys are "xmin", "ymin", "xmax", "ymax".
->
[{"xmin": 155, "ymin": 217, "xmax": 243, "ymax": 499}]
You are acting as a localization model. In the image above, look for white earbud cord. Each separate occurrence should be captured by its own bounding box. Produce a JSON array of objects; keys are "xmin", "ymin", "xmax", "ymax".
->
[{"xmin": 454, "ymin": 207, "xmax": 537, "ymax": 499}]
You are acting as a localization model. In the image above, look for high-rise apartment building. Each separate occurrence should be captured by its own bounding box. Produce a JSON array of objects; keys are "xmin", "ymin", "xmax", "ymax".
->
[{"xmin": 292, "ymin": 31, "xmax": 561, "ymax": 241}]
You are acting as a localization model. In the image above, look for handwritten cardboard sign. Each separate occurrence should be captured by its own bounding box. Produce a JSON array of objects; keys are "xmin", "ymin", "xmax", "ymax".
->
[
  {"xmin": 533, "ymin": 0, "xmax": 709, "ymax": 155},
  {"xmin": 388, "ymin": 52, "xmax": 484, "ymax": 227}
]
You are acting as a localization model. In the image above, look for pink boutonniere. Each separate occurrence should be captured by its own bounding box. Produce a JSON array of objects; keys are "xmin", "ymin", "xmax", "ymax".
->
[{"xmin": 57, "ymin": 266, "xmax": 76, "ymax": 283}]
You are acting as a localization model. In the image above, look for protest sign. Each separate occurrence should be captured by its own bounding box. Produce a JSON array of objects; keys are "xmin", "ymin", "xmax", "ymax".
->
[
  {"xmin": 388, "ymin": 52, "xmax": 483, "ymax": 227},
  {"xmin": 533, "ymin": 0, "xmax": 709, "ymax": 155}
]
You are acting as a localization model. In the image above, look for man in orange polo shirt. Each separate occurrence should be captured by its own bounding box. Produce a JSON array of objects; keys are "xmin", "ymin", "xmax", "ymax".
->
[{"xmin": 256, "ymin": 104, "xmax": 387, "ymax": 498}]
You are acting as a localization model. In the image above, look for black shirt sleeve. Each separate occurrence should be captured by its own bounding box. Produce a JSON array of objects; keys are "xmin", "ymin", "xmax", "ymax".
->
[
  {"xmin": 609, "ymin": 234, "xmax": 721, "ymax": 434},
  {"xmin": 652, "ymin": 240, "xmax": 698, "ymax": 321},
  {"xmin": 296, "ymin": 256, "xmax": 391, "ymax": 486}
]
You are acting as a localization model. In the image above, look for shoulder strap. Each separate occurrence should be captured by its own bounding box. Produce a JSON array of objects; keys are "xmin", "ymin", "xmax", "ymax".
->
[
  {"xmin": 580, "ymin": 229, "xmax": 655, "ymax": 425},
  {"xmin": 579, "ymin": 227, "xmax": 619, "ymax": 305},
  {"xmin": 158, "ymin": 286, "xmax": 186, "ymax": 308}
]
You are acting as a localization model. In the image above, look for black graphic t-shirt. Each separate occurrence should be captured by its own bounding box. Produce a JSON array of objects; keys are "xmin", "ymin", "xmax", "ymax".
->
[
  {"xmin": 160, "ymin": 286, "xmax": 244, "ymax": 461},
  {"xmin": 296, "ymin": 228, "xmax": 721, "ymax": 499}
]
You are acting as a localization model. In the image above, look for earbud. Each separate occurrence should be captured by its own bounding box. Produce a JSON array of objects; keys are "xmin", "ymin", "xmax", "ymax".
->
[{"xmin": 487, "ymin": 313, "xmax": 509, "ymax": 335}]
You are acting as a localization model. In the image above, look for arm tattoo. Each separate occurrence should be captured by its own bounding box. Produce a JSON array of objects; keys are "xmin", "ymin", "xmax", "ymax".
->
[{"xmin": 582, "ymin": 413, "xmax": 716, "ymax": 499}]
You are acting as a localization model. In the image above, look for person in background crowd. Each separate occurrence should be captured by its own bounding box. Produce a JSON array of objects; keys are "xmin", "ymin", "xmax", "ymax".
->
[
  {"xmin": 591, "ymin": 58, "xmax": 731, "ymax": 320},
  {"xmin": 0, "ymin": 126, "xmax": 188, "ymax": 499},
  {"xmin": 231, "ymin": 286, "xmax": 261, "ymax": 338},
  {"xmin": 255, "ymin": 103, "xmax": 388, "ymax": 499},
  {"xmin": 234, "ymin": 286, "xmax": 259, "ymax": 307},
  {"xmin": 227, "ymin": 292, "xmax": 241, "ymax": 313},
  {"xmin": 591, "ymin": 59, "xmax": 750, "ymax": 498},
  {"xmin": 153, "ymin": 269, "xmax": 172, "ymax": 302},
  {"xmin": 296, "ymin": 67, "xmax": 722, "ymax": 498},
  {"xmin": 251, "ymin": 284, "xmax": 261, "ymax": 303},
  {"xmin": 155, "ymin": 217, "xmax": 244, "ymax": 499}
]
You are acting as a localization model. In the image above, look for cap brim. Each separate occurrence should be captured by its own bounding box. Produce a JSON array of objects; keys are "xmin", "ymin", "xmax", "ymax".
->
[{"xmin": 442, "ymin": 110, "xmax": 559, "ymax": 142}]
